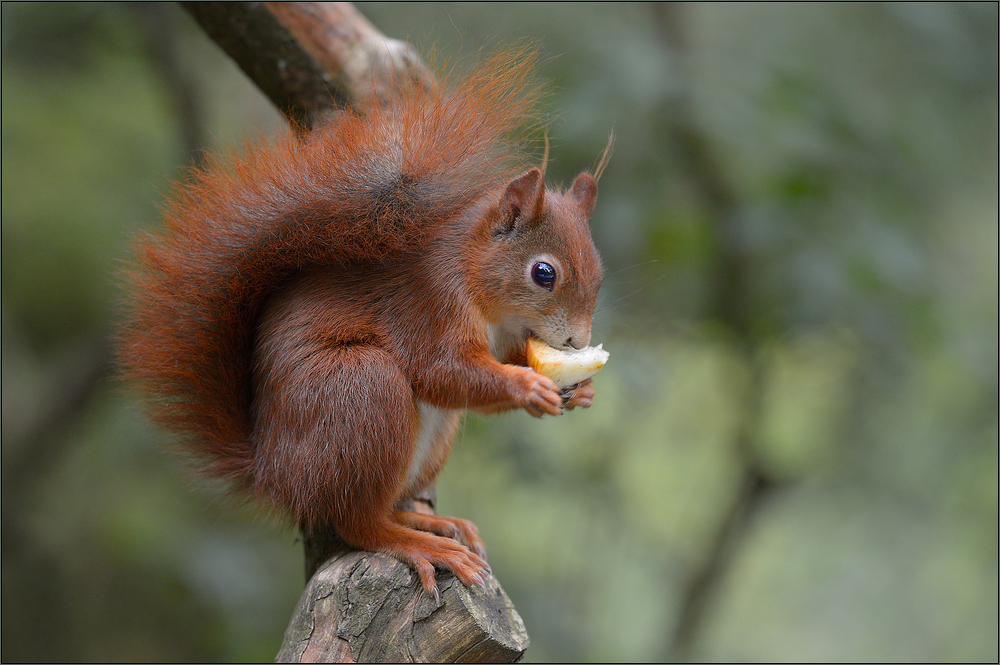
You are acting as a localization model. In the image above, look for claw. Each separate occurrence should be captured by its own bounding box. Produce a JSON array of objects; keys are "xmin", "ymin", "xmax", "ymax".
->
[{"xmin": 432, "ymin": 585, "xmax": 441, "ymax": 607}]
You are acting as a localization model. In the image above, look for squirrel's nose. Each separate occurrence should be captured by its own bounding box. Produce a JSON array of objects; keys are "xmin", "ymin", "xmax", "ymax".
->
[{"xmin": 566, "ymin": 329, "xmax": 591, "ymax": 349}]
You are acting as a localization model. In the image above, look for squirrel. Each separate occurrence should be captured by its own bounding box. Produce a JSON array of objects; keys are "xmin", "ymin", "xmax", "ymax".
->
[{"xmin": 120, "ymin": 48, "xmax": 605, "ymax": 599}]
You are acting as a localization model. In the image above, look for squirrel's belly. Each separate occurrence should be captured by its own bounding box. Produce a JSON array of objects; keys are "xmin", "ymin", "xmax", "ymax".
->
[{"xmin": 405, "ymin": 401, "xmax": 459, "ymax": 492}]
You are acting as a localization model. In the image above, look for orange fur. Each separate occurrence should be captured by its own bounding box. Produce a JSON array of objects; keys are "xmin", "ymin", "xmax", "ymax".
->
[{"xmin": 119, "ymin": 48, "xmax": 604, "ymax": 597}]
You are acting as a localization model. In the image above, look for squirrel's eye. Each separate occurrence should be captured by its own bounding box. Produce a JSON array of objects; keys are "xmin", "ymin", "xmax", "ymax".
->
[{"xmin": 531, "ymin": 261, "xmax": 557, "ymax": 291}]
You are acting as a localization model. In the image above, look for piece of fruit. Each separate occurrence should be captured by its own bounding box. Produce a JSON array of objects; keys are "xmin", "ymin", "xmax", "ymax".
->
[{"xmin": 526, "ymin": 337, "xmax": 609, "ymax": 389}]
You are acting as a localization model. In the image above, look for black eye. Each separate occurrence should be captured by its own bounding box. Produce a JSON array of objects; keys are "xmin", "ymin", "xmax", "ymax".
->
[{"xmin": 531, "ymin": 261, "xmax": 557, "ymax": 291}]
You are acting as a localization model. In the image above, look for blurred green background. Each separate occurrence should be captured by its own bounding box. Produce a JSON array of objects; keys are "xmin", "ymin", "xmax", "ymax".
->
[{"xmin": 2, "ymin": 2, "xmax": 997, "ymax": 662}]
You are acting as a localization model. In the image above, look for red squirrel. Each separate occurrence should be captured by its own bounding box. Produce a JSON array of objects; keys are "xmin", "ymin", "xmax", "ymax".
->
[{"xmin": 120, "ymin": 50, "xmax": 604, "ymax": 598}]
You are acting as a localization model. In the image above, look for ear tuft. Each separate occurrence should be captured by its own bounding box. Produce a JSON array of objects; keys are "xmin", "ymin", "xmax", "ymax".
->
[{"xmin": 568, "ymin": 172, "xmax": 598, "ymax": 218}]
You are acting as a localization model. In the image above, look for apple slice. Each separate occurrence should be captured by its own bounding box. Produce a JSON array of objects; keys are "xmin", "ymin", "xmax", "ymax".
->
[{"xmin": 526, "ymin": 337, "xmax": 609, "ymax": 389}]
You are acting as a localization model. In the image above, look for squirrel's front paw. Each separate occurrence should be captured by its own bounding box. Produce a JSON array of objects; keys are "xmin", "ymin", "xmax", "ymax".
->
[
  {"xmin": 562, "ymin": 378, "xmax": 595, "ymax": 410},
  {"xmin": 510, "ymin": 366, "xmax": 563, "ymax": 417}
]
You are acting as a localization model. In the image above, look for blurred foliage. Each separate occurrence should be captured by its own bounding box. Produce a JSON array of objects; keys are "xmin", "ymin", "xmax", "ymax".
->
[{"xmin": 2, "ymin": 2, "xmax": 996, "ymax": 662}]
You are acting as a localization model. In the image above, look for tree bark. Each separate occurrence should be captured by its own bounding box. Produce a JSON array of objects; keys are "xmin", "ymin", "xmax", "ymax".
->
[
  {"xmin": 181, "ymin": 1, "xmax": 432, "ymax": 128},
  {"xmin": 276, "ymin": 544, "xmax": 528, "ymax": 663}
]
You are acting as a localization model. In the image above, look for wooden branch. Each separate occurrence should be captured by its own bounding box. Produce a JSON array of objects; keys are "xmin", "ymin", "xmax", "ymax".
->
[
  {"xmin": 181, "ymin": 1, "xmax": 433, "ymax": 128},
  {"xmin": 179, "ymin": 3, "xmax": 528, "ymax": 661},
  {"xmin": 181, "ymin": 1, "xmax": 342, "ymax": 128},
  {"xmin": 264, "ymin": 2, "xmax": 433, "ymax": 107},
  {"xmin": 277, "ymin": 544, "xmax": 529, "ymax": 663},
  {"xmin": 290, "ymin": 491, "xmax": 528, "ymax": 663}
]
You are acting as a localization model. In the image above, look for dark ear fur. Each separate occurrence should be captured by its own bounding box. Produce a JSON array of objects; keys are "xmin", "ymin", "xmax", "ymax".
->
[
  {"xmin": 568, "ymin": 172, "xmax": 598, "ymax": 218},
  {"xmin": 500, "ymin": 168, "xmax": 545, "ymax": 230}
]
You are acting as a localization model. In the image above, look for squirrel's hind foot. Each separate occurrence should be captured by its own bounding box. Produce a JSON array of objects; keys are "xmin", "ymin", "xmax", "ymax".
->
[
  {"xmin": 341, "ymin": 517, "xmax": 490, "ymax": 599},
  {"xmin": 395, "ymin": 510, "xmax": 488, "ymax": 561}
]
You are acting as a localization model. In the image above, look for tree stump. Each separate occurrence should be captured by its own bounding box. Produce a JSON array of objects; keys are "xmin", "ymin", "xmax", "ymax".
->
[{"xmin": 276, "ymin": 547, "xmax": 529, "ymax": 663}]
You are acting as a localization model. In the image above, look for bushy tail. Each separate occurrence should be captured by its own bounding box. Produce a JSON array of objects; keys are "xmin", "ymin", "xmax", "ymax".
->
[{"xmin": 118, "ymin": 47, "xmax": 543, "ymax": 483}]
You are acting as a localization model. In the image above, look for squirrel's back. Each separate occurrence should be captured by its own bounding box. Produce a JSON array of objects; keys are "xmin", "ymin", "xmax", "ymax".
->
[{"xmin": 119, "ymin": 48, "xmax": 543, "ymax": 482}]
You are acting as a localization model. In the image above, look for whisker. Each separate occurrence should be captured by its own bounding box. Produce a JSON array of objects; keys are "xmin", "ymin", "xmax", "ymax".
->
[
  {"xmin": 603, "ymin": 259, "xmax": 659, "ymax": 278},
  {"xmin": 606, "ymin": 276, "xmax": 655, "ymax": 286},
  {"xmin": 595, "ymin": 274, "xmax": 667, "ymax": 314}
]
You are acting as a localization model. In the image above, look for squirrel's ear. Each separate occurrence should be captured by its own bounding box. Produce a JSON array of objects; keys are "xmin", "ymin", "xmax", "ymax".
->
[
  {"xmin": 501, "ymin": 168, "xmax": 545, "ymax": 225},
  {"xmin": 568, "ymin": 172, "xmax": 598, "ymax": 218}
]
